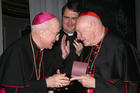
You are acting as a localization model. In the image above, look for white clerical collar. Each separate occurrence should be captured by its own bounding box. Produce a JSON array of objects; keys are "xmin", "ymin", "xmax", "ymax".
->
[{"xmin": 64, "ymin": 31, "xmax": 74, "ymax": 36}]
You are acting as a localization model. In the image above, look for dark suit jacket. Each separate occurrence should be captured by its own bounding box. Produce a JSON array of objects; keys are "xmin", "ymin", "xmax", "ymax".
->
[{"xmin": 51, "ymin": 30, "xmax": 84, "ymax": 93}]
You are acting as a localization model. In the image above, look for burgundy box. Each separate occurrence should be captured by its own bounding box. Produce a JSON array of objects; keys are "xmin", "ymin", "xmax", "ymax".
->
[
  {"xmin": 0, "ymin": 87, "xmax": 5, "ymax": 93},
  {"xmin": 71, "ymin": 61, "xmax": 88, "ymax": 78}
]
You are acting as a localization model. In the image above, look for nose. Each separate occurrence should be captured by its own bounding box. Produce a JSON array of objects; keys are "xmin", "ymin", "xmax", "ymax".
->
[{"xmin": 68, "ymin": 19, "xmax": 72, "ymax": 25}]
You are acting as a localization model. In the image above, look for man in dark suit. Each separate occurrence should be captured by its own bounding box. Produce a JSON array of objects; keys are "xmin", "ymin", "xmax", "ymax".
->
[
  {"xmin": 59, "ymin": 1, "xmax": 83, "ymax": 76},
  {"xmin": 52, "ymin": 1, "xmax": 84, "ymax": 93}
]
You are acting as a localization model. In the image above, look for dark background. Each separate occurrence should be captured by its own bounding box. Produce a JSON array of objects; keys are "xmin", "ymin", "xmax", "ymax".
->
[
  {"xmin": 78, "ymin": 0, "xmax": 136, "ymax": 46},
  {"xmin": 2, "ymin": 0, "xmax": 136, "ymax": 48}
]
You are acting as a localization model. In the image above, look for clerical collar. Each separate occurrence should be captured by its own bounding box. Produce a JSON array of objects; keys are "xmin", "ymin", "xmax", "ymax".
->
[{"xmin": 64, "ymin": 31, "xmax": 74, "ymax": 36}]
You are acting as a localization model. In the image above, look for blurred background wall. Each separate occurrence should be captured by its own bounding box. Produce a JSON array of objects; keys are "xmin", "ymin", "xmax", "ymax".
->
[{"xmin": 1, "ymin": 0, "xmax": 140, "ymax": 55}]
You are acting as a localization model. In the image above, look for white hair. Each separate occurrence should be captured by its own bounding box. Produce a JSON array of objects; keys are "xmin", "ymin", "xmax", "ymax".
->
[
  {"xmin": 86, "ymin": 16, "xmax": 102, "ymax": 25},
  {"xmin": 31, "ymin": 21, "xmax": 49, "ymax": 31}
]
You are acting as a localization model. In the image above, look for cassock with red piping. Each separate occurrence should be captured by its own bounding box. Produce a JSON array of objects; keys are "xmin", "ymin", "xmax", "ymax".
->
[
  {"xmin": 0, "ymin": 34, "xmax": 62, "ymax": 93},
  {"xmin": 80, "ymin": 31, "xmax": 140, "ymax": 93}
]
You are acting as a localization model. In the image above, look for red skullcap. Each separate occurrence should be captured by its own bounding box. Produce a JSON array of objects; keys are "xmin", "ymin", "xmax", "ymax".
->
[
  {"xmin": 32, "ymin": 12, "xmax": 56, "ymax": 25},
  {"xmin": 80, "ymin": 11, "xmax": 101, "ymax": 20}
]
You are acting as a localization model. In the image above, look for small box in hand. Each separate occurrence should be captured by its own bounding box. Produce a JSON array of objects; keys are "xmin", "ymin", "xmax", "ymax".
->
[{"xmin": 71, "ymin": 61, "xmax": 88, "ymax": 78}]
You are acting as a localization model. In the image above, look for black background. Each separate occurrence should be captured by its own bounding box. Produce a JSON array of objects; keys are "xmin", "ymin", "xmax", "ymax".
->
[{"xmin": 70, "ymin": 0, "xmax": 136, "ymax": 46}]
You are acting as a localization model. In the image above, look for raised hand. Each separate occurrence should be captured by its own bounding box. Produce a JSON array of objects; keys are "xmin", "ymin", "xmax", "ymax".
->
[
  {"xmin": 61, "ymin": 35, "xmax": 70, "ymax": 60},
  {"xmin": 73, "ymin": 40, "xmax": 83, "ymax": 56}
]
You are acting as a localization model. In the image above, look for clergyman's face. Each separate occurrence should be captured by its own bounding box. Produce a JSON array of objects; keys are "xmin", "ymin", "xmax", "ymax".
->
[
  {"xmin": 76, "ymin": 17, "xmax": 95, "ymax": 46},
  {"xmin": 43, "ymin": 18, "xmax": 60, "ymax": 49},
  {"xmin": 62, "ymin": 7, "xmax": 79, "ymax": 34}
]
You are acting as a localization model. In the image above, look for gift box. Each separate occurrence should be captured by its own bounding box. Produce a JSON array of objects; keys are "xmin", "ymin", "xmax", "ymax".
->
[
  {"xmin": 0, "ymin": 87, "xmax": 5, "ymax": 93},
  {"xmin": 71, "ymin": 61, "xmax": 88, "ymax": 78}
]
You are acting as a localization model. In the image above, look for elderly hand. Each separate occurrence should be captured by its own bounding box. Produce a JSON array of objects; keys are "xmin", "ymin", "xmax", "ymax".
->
[
  {"xmin": 61, "ymin": 35, "xmax": 70, "ymax": 60},
  {"xmin": 70, "ymin": 74, "xmax": 95, "ymax": 88},
  {"xmin": 73, "ymin": 40, "xmax": 83, "ymax": 56},
  {"xmin": 46, "ymin": 73, "xmax": 70, "ymax": 88}
]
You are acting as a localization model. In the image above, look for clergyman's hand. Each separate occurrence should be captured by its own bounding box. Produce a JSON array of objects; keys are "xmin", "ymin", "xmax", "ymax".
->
[
  {"xmin": 61, "ymin": 35, "xmax": 70, "ymax": 60},
  {"xmin": 56, "ymin": 69, "xmax": 61, "ymax": 74},
  {"xmin": 70, "ymin": 74, "xmax": 95, "ymax": 88},
  {"xmin": 46, "ymin": 73, "xmax": 70, "ymax": 88},
  {"xmin": 73, "ymin": 40, "xmax": 83, "ymax": 56}
]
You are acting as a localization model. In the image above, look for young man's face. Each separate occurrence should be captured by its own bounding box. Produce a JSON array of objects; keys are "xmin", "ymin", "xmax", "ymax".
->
[{"xmin": 62, "ymin": 7, "xmax": 79, "ymax": 34}]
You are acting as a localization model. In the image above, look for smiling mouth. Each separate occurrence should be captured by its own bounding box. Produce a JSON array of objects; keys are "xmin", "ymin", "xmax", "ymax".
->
[
  {"xmin": 67, "ymin": 26, "xmax": 74, "ymax": 29},
  {"xmin": 67, "ymin": 24, "xmax": 74, "ymax": 27}
]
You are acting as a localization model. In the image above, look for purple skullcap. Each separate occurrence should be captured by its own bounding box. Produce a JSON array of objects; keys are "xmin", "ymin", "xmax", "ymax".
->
[{"xmin": 32, "ymin": 12, "xmax": 56, "ymax": 25}]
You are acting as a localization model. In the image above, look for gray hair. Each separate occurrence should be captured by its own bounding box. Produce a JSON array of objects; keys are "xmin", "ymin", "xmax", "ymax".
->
[
  {"xmin": 31, "ymin": 21, "xmax": 49, "ymax": 32},
  {"xmin": 86, "ymin": 16, "xmax": 102, "ymax": 25}
]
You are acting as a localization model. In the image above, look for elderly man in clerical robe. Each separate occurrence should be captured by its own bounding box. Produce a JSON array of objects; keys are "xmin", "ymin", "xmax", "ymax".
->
[
  {"xmin": 0, "ymin": 12, "xmax": 70, "ymax": 93},
  {"xmin": 71, "ymin": 11, "xmax": 140, "ymax": 93}
]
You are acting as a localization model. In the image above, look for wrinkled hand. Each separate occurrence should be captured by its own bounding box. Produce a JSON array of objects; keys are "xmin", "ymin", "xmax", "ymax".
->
[
  {"xmin": 73, "ymin": 40, "xmax": 83, "ymax": 56},
  {"xmin": 61, "ymin": 35, "xmax": 70, "ymax": 60},
  {"xmin": 46, "ymin": 73, "xmax": 70, "ymax": 88},
  {"xmin": 70, "ymin": 74, "xmax": 95, "ymax": 88}
]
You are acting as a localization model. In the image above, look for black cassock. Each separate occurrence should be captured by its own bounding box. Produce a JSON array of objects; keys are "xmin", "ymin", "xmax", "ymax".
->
[
  {"xmin": 0, "ymin": 35, "xmax": 62, "ymax": 93},
  {"xmin": 51, "ymin": 30, "xmax": 84, "ymax": 93},
  {"xmin": 81, "ymin": 31, "xmax": 140, "ymax": 93},
  {"xmin": 56, "ymin": 30, "xmax": 79, "ymax": 76}
]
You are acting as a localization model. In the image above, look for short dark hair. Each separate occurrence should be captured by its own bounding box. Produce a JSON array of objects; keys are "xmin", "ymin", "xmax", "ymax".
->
[{"xmin": 62, "ymin": 1, "xmax": 80, "ymax": 16}]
